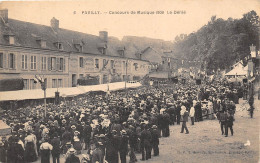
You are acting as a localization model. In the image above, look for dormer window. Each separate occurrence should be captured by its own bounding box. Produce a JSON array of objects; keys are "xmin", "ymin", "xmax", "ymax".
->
[
  {"xmin": 97, "ymin": 43, "xmax": 107, "ymax": 55},
  {"xmin": 101, "ymin": 48, "xmax": 106, "ymax": 55},
  {"xmin": 4, "ymin": 34, "xmax": 15, "ymax": 45},
  {"xmin": 58, "ymin": 43, "xmax": 63, "ymax": 50},
  {"xmin": 36, "ymin": 38, "xmax": 47, "ymax": 48},
  {"xmin": 41, "ymin": 41, "xmax": 46, "ymax": 48},
  {"xmin": 54, "ymin": 42, "xmax": 63, "ymax": 50},
  {"xmin": 9, "ymin": 36, "xmax": 14, "ymax": 45},
  {"xmin": 135, "ymin": 53, "xmax": 142, "ymax": 59},
  {"xmin": 118, "ymin": 47, "xmax": 125, "ymax": 57},
  {"xmin": 75, "ymin": 44, "xmax": 83, "ymax": 52},
  {"xmin": 118, "ymin": 50, "xmax": 125, "ymax": 56}
]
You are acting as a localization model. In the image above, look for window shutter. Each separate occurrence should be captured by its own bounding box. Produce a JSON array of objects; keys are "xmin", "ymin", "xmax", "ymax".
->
[
  {"xmin": 63, "ymin": 58, "xmax": 66, "ymax": 71},
  {"xmin": 83, "ymin": 58, "xmax": 86, "ymax": 68},
  {"xmin": 48, "ymin": 57, "xmax": 51, "ymax": 70},
  {"xmin": 13, "ymin": 54, "xmax": 16, "ymax": 69},
  {"xmin": 3, "ymin": 53, "xmax": 7, "ymax": 68},
  {"xmin": 41, "ymin": 57, "xmax": 43, "ymax": 70},
  {"xmin": 25, "ymin": 55, "xmax": 28, "ymax": 69},
  {"xmin": 8, "ymin": 54, "xmax": 10, "ymax": 68},
  {"xmin": 34, "ymin": 56, "xmax": 36, "ymax": 70},
  {"xmin": 56, "ymin": 57, "xmax": 59, "ymax": 71}
]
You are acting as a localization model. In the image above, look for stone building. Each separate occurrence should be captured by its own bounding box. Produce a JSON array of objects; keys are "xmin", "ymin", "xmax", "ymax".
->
[{"xmin": 0, "ymin": 9, "xmax": 150, "ymax": 90}]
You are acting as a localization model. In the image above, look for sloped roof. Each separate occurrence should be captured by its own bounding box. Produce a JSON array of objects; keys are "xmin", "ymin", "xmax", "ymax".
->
[
  {"xmin": 163, "ymin": 51, "xmax": 177, "ymax": 59},
  {"xmin": 1, "ymin": 19, "xmax": 105, "ymax": 54},
  {"xmin": 0, "ymin": 19, "xmax": 144, "ymax": 60},
  {"xmin": 106, "ymin": 37, "xmax": 141, "ymax": 59},
  {"xmin": 148, "ymin": 71, "xmax": 169, "ymax": 79},
  {"xmin": 141, "ymin": 47, "xmax": 163, "ymax": 63}
]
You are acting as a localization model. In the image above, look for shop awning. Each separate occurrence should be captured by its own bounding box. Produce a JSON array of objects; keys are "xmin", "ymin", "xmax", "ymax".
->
[
  {"xmin": 0, "ymin": 120, "xmax": 11, "ymax": 136},
  {"xmin": 0, "ymin": 82, "xmax": 142, "ymax": 101}
]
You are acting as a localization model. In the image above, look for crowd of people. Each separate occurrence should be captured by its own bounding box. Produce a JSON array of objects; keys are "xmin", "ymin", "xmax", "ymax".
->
[{"xmin": 0, "ymin": 79, "xmax": 249, "ymax": 163}]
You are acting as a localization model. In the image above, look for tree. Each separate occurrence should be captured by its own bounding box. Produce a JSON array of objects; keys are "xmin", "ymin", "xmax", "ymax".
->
[{"xmin": 172, "ymin": 10, "xmax": 259, "ymax": 71}]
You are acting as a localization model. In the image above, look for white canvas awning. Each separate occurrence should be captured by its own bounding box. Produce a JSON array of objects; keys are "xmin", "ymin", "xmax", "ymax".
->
[
  {"xmin": 225, "ymin": 65, "xmax": 248, "ymax": 76},
  {"xmin": 0, "ymin": 120, "xmax": 11, "ymax": 136},
  {"xmin": 0, "ymin": 82, "xmax": 142, "ymax": 101}
]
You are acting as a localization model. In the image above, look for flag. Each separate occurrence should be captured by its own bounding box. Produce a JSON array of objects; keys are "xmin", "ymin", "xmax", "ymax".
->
[
  {"xmin": 39, "ymin": 77, "xmax": 44, "ymax": 83},
  {"xmin": 33, "ymin": 77, "xmax": 39, "ymax": 83}
]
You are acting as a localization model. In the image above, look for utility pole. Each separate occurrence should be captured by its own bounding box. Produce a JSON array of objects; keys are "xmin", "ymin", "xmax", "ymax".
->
[
  {"xmin": 41, "ymin": 78, "xmax": 47, "ymax": 118},
  {"xmin": 125, "ymin": 59, "xmax": 128, "ymax": 97}
]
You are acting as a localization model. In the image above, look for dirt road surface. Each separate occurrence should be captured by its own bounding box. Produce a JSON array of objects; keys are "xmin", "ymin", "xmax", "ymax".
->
[{"xmin": 35, "ymin": 97, "xmax": 259, "ymax": 163}]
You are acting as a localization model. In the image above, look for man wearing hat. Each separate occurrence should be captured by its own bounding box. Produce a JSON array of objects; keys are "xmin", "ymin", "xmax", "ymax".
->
[
  {"xmin": 62, "ymin": 127, "xmax": 72, "ymax": 154},
  {"xmin": 82, "ymin": 121, "xmax": 92, "ymax": 150},
  {"xmin": 180, "ymin": 106, "xmax": 189, "ymax": 134},
  {"xmin": 91, "ymin": 142, "xmax": 104, "ymax": 163},
  {"xmin": 151, "ymin": 125, "xmax": 160, "ymax": 156},
  {"xmin": 140, "ymin": 124, "xmax": 152, "ymax": 161},
  {"xmin": 105, "ymin": 130, "xmax": 121, "ymax": 163},
  {"xmin": 119, "ymin": 130, "xmax": 129, "ymax": 163},
  {"xmin": 65, "ymin": 148, "xmax": 80, "ymax": 163},
  {"xmin": 50, "ymin": 132, "xmax": 61, "ymax": 163}
]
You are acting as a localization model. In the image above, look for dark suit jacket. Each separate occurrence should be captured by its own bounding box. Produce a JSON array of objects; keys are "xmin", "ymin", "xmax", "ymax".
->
[
  {"xmin": 92, "ymin": 148, "xmax": 103, "ymax": 163},
  {"xmin": 65, "ymin": 154, "xmax": 80, "ymax": 163}
]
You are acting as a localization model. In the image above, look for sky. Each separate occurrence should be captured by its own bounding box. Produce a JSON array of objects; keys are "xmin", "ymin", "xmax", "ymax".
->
[{"xmin": 0, "ymin": 0, "xmax": 259, "ymax": 41}]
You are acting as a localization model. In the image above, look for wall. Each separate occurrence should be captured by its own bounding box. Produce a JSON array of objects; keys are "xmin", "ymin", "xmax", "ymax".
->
[{"xmin": 0, "ymin": 45, "xmax": 70, "ymax": 89}]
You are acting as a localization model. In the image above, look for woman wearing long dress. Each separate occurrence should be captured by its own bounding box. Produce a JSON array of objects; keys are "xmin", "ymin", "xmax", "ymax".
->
[
  {"xmin": 40, "ymin": 138, "xmax": 53, "ymax": 163},
  {"xmin": 72, "ymin": 131, "xmax": 82, "ymax": 154},
  {"xmin": 24, "ymin": 130, "xmax": 38, "ymax": 162},
  {"xmin": 7, "ymin": 136, "xmax": 25, "ymax": 163}
]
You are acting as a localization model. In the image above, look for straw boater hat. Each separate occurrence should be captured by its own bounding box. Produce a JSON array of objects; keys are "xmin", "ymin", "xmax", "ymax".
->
[
  {"xmin": 71, "ymin": 125, "xmax": 76, "ymax": 130},
  {"xmin": 62, "ymin": 119, "xmax": 66, "ymax": 124},
  {"xmin": 69, "ymin": 148, "xmax": 76, "ymax": 154},
  {"xmin": 74, "ymin": 131, "xmax": 80, "ymax": 135},
  {"xmin": 121, "ymin": 130, "xmax": 127, "ymax": 135},
  {"xmin": 99, "ymin": 134, "xmax": 105, "ymax": 138}
]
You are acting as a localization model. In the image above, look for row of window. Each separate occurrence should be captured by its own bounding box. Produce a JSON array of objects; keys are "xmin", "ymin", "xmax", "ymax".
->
[
  {"xmin": 23, "ymin": 78, "xmax": 63, "ymax": 90},
  {"xmin": 0, "ymin": 53, "xmax": 65, "ymax": 71},
  {"xmin": 79, "ymin": 57, "xmax": 131, "ymax": 71},
  {"xmin": 79, "ymin": 57, "xmax": 116, "ymax": 69},
  {"xmin": 0, "ymin": 52, "xmax": 147, "ymax": 72}
]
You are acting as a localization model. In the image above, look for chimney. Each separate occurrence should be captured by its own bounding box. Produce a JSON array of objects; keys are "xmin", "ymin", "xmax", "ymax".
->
[
  {"xmin": 50, "ymin": 17, "xmax": 59, "ymax": 30},
  {"xmin": 0, "ymin": 9, "xmax": 8, "ymax": 23},
  {"xmin": 99, "ymin": 31, "xmax": 108, "ymax": 42}
]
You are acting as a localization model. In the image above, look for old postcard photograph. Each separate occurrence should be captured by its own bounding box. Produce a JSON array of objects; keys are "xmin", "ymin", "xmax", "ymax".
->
[{"xmin": 0, "ymin": 0, "xmax": 259, "ymax": 162}]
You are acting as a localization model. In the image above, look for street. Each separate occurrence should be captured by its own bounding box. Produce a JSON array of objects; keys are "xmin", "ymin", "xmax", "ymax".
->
[
  {"xmin": 34, "ymin": 97, "xmax": 259, "ymax": 163},
  {"xmin": 140, "ymin": 97, "xmax": 259, "ymax": 163}
]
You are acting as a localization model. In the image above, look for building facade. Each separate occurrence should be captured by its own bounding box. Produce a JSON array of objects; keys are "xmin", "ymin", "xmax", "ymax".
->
[{"xmin": 0, "ymin": 9, "xmax": 150, "ymax": 90}]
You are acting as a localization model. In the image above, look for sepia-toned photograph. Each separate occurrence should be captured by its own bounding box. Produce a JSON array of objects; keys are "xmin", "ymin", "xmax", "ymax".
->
[{"xmin": 0, "ymin": 0, "xmax": 259, "ymax": 162}]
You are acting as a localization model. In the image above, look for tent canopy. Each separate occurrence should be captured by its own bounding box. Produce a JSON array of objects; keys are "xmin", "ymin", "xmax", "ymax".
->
[
  {"xmin": 0, "ymin": 120, "xmax": 11, "ymax": 136},
  {"xmin": 225, "ymin": 65, "xmax": 248, "ymax": 76},
  {"xmin": 0, "ymin": 82, "xmax": 141, "ymax": 102}
]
